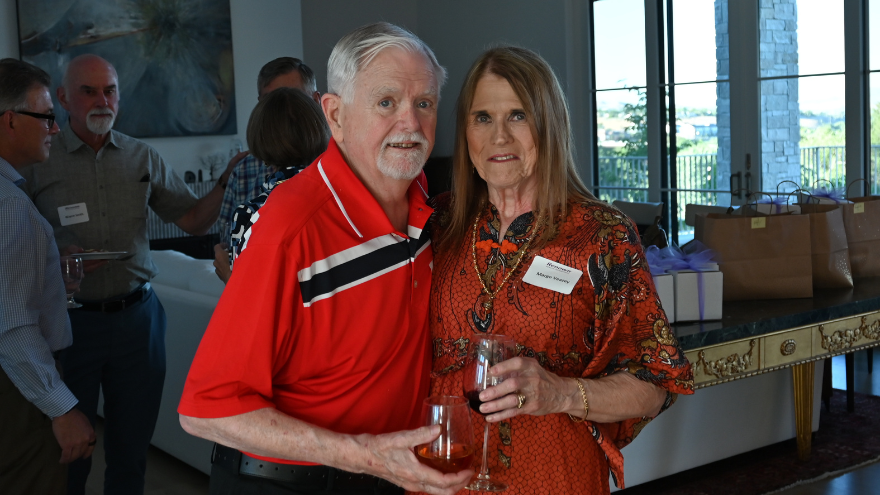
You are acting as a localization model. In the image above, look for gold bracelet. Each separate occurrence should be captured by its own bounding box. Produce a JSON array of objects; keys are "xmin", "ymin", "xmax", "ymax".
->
[{"xmin": 568, "ymin": 378, "xmax": 590, "ymax": 423}]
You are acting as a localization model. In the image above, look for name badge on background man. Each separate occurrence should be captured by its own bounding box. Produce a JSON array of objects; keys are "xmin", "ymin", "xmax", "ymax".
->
[
  {"xmin": 58, "ymin": 203, "xmax": 89, "ymax": 226},
  {"xmin": 522, "ymin": 256, "xmax": 582, "ymax": 294}
]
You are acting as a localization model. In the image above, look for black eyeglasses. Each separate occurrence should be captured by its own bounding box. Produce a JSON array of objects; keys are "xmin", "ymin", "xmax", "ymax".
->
[{"xmin": 15, "ymin": 111, "xmax": 55, "ymax": 129}]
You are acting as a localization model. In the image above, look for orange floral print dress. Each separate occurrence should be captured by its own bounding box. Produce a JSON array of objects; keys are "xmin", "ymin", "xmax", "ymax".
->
[{"xmin": 426, "ymin": 195, "xmax": 694, "ymax": 495}]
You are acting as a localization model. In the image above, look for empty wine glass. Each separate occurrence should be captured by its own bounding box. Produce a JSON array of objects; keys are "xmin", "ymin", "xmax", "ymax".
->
[
  {"xmin": 415, "ymin": 395, "xmax": 475, "ymax": 474},
  {"xmin": 60, "ymin": 256, "xmax": 83, "ymax": 309},
  {"xmin": 463, "ymin": 333, "xmax": 516, "ymax": 492}
]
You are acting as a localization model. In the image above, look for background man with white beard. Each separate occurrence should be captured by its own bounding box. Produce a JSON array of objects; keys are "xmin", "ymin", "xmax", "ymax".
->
[{"xmin": 19, "ymin": 54, "xmax": 235, "ymax": 495}]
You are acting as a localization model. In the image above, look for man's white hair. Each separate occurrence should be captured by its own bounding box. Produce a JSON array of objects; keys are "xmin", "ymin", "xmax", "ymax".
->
[{"xmin": 327, "ymin": 22, "xmax": 446, "ymax": 103}]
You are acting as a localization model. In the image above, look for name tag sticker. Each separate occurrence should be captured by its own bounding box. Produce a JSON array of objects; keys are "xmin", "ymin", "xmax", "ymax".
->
[
  {"xmin": 58, "ymin": 203, "xmax": 89, "ymax": 226},
  {"xmin": 751, "ymin": 217, "xmax": 766, "ymax": 229},
  {"xmin": 854, "ymin": 202, "xmax": 865, "ymax": 214},
  {"xmin": 522, "ymin": 256, "xmax": 582, "ymax": 295}
]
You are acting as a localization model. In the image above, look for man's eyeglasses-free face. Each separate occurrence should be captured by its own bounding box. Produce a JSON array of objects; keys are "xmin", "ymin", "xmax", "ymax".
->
[{"xmin": 14, "ymin": 111, "xmax": 55, "ymax": 129}]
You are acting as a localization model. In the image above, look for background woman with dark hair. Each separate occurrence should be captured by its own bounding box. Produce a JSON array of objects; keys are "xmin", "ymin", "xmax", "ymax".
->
[
  {"xmin": 426, "ymin": 46, "xmax": 694, "ymax": 494},
  {"xmin": 213, "ymin": 87, "xmax": 329, "ymax": 282}
]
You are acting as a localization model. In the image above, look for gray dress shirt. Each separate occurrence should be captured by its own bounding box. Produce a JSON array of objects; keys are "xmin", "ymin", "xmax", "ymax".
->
[
  {"xmin": 20, "ymin": 125, "xmax": 198, "ymax": 301},
  {"xmin": 0, "ymin": 158, "xmax": 77, "ymax": 418}
]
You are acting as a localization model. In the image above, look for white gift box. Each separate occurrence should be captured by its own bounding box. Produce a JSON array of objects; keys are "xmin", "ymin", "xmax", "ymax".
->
[
  {"xmin": 748, "ymin": 203, "xmax": 801, "ymax": 215},
  {"xmin": 797, "ymin": 192, "xmax": 852, "ymax": 205},
  {"xmin": 669, "ymin": 264, "xmax": 723, "ymax": 321},
  {"xmin": 652, "ymin": 273, "xmax": 675, "ymax": 323}
]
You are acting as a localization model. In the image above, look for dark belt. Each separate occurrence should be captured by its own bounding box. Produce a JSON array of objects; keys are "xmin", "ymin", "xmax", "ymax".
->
[
  {"xmin": 77, "ymin": 286, "xmax": 148, "ymax": 313},
  {"xmin": 211, "ymin": 443, "xmax": 395, "ymax": 490}
]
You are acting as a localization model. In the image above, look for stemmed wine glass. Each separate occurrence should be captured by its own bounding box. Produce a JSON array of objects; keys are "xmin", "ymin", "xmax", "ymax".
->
[
  {"xmin": 60, "ymin": 256, "xmax": 84, "ymax": 309},
  {"xmin": 463, "ymin": 333, "xmax": 516, "ymax": 492},
  {"xmin": 415, "ymin": 396, "xmax": 475, "ymax": 474}
]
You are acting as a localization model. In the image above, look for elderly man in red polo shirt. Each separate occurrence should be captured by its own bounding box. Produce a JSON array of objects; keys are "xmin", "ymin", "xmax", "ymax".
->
[{"xmin": 178, "ymin": 23, "xmax": 470, "ymax": 495}]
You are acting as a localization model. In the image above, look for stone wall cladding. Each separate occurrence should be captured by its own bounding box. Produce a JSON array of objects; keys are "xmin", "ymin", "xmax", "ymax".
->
[
  {"xmin": 759, "ymin": 0, "xmax": 800, "ymax": 188},
  {"xmin": 715, "ymin": 0, "xmax": 731, "ymax": 193}
]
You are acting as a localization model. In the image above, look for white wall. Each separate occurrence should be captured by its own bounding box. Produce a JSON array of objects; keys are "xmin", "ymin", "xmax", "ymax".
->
[{"xmin": 0, "ymin": 0, "xmax": 304, "ymax": 176}]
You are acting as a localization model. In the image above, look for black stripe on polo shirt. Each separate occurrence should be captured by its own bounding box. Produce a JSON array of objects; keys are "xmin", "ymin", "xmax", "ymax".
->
[
  {"xmin": 410, "ymin": 228, "xmax": 431, "ymax": 260},
  {"xmin": 299, "ymin": 238, "xmax": 405, "ymax": 306}
]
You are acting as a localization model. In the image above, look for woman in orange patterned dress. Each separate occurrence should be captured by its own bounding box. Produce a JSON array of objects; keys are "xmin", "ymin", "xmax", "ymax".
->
[{"xmin": 427, "ymin": 47, "xmax": 694, "ymax": 494}]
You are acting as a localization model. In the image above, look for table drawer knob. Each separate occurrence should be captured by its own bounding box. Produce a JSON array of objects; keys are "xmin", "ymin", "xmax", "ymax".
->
[{"xmin": 781, "ymin": 339, "xmax": 797, "ymax": 356}]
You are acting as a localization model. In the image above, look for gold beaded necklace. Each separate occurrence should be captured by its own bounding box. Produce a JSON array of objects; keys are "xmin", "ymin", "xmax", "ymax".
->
[{"xmin": 470, "ymin": 211, "xmax": 541, "ymax": 312}]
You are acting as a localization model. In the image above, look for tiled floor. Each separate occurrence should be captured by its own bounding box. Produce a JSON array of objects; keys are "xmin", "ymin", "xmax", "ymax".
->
[{"xmin": 82, "ymin": 351, "xmax": 880, "ymax": 494}]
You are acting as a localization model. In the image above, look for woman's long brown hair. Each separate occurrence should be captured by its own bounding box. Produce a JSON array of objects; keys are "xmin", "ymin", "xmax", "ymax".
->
[{"xmin": 437, "ymin": 46, "xmax": 595, "ymax": 253}]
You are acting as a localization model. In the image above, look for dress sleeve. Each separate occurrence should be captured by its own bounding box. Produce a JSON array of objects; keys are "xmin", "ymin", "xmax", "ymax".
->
[{"xmin": 578, "ymin": 203, "xmax": 694, "ymax": 449}]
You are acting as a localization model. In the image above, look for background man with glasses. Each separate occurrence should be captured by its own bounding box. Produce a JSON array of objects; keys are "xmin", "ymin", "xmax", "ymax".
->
[
  {"xmin": 19, "ymin": 53, "xmax": 234, "ymax": 495},
  {"xmin": 0, "ymin": 58, "xmax": 95, "ymax": 495}
]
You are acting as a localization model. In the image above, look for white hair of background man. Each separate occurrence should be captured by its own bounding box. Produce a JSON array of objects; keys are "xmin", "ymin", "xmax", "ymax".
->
[{"xmin": 327, "ymin": 22, "xmax": 447, "ymax": 103}]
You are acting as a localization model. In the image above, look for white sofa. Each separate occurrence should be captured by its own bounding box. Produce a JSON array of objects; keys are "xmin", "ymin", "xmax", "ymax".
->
[{"xmin": 149, "ymin": 250, "xmax": 224, "ymax": 475}]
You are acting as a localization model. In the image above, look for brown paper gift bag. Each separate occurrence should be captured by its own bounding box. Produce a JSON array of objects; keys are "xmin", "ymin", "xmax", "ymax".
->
[
  {"xmin": 838, "ymin": 196, "xmax": 880, "ymax": 278},
  {"xmin": 796, "ymin": 204, "xmax": 853, "ymax": 288},
  {"xmin": 695, "ymin": 212, "xmax": 812, "ymax": 300}
]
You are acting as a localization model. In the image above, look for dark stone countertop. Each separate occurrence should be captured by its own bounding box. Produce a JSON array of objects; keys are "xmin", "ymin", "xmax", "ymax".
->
[{"xmin": 672, "ymin": 277, "xmax": 880, "ymax": 350}]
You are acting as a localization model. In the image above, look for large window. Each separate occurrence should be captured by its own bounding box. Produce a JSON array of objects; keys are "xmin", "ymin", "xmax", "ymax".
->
[
  {"xmin": 759, "ymin": 0, "xmax": 846, "ymax": 191},
  {"xmin": 870, "ymin": 0, "xmax": 880, "ymax": 193},
  {"xmin": 591, "ymin": 0, "xmax": 867, "ymax": 244},
  {"xmin": 593, "ymin": 0, "xmax": 649, "ymax": 202},
  {"xmin": 663, "ymin": 0, "xmax": 731, "ymax": 241}
]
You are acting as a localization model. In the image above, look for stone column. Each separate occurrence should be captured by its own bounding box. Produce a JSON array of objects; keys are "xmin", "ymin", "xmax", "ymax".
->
[
  {"xmin": 715, "ymin": 0, "xmax": 731, "ymax": 197},
  {"xmin": 759, "ymin": 0, "xmax": 800, "ymax": 189}
]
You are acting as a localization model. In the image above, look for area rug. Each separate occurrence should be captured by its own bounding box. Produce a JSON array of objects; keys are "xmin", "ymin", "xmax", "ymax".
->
[{"xmin": 618, "ymin": 389, "xmax": 880, "ymax": 495}]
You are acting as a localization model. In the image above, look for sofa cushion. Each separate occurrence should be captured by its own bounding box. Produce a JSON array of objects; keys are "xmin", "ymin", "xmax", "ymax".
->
[{"xmin": 151, "ymin": 250, "xmax": 224, "ymax": 298}]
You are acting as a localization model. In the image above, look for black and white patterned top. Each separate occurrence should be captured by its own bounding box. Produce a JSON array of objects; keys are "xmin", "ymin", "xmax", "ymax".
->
[{"xmin": 229, "ymin": 165, "xmax": 305, "ymax": 267}]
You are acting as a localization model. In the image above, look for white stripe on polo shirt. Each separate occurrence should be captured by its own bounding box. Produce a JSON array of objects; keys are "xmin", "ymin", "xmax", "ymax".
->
[{"xmin": 318, "ymin": 160, "xmax": 363, "ymax": 238}]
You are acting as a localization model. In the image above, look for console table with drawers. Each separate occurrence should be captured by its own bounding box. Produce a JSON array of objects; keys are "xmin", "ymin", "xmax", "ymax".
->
[{"xmin": 672, "ymin": 278, "xmax": 880, "ymax": 460}]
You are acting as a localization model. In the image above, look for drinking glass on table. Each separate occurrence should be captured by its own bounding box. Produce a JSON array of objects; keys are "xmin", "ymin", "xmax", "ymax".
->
[
  {"xmin": 463, "ymin": 333, "xmax": 516, "ymax": 492},
  {"xmin": 60, "ymin": 256, "xmax": 83, "ymax": 309},
  {"xmin": 415, "ymin": 396, "xmax": 475, "ymax": 474}
]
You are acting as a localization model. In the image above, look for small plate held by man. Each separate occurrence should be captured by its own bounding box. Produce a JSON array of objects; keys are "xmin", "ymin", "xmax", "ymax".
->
[{"xmin": 72, "ymin": 250, "xmax": 130, "ymax": 261}]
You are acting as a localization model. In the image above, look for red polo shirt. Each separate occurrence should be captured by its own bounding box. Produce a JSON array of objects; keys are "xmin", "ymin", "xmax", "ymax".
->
[{"xmin": 179, "ymin": 139, "xmax": 433, "ymax": 465}]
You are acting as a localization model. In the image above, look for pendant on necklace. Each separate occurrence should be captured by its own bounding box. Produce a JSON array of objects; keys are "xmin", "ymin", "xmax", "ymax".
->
[{"xmin": 483, "ymin": 299, "xmax": 493, "ymax": 311}]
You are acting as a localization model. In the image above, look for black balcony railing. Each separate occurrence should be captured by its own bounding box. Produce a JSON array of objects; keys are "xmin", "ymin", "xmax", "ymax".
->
[{"xmin": 596, "ymin": 145, "xmax": 876, "ymax": 242}]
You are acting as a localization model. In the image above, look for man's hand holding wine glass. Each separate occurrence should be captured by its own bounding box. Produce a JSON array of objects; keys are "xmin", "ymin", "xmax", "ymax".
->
[{"xmin": 351, "ymin": 425, "xmax": 473, "ymax": 495}]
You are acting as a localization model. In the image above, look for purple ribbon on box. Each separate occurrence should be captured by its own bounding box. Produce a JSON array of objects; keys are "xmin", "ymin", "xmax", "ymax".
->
[
  {"xmin": 810, "ymin": 186, "xmax": 846, "ymax": 204},
  {"xmin": 647, "ymin": 241, "xmax": 717, "ymax": 320},
  {"xmin": 645, "ymin": 245, "xmax": 668, "ymax": 276},
  {"xmin": 756, "ymin": 195, "xmax": 787, "ymax": 214}
]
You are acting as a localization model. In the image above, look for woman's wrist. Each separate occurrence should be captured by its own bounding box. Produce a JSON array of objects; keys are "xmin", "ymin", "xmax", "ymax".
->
[{"xmin": 567, "ymin": 378, "xmax": 590, "ymax": 422}]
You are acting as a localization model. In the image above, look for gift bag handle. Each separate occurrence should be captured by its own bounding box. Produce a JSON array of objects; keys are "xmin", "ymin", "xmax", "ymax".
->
[
  {"xmin": 846, "ymin": 178, "xmax": 868, "ymax": 199},
  {"xmin": 776, "ymin": 180, "xmax": 802, "ymax": 197},
  {"xmin": 772, "ymin": 181, "xmax": 804, "ymax": 212},
  {"xmin": 813, "ymin": 179, "xmax": 835, "ymax": 189}
]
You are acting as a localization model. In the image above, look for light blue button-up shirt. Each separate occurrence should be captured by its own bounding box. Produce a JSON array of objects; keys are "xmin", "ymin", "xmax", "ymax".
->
[{"xmin": 0, "ymin": 157, "xmax": 77, "ymax": 418}]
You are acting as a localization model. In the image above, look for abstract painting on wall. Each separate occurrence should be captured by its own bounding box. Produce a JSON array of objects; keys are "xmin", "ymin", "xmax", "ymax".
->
[{"xmin": 17, "ymin": 0, "xmax": 237, "ymax": 138}]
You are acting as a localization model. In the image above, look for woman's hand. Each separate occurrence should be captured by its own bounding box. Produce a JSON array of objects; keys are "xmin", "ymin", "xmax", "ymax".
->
[
  {"xmin": 479, "ymin": 361, "xmax": 669, "ymax": 424},
  {"xmin": 476, "ymin": 357, "xmax": 578, "ymax": 422}
]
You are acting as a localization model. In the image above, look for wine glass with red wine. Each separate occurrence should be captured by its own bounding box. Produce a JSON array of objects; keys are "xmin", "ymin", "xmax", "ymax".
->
[
  {"xmin": 463, "ymin": 333, "xmax": 516, "ymax": 492},
  {"xmin": 415, "ymin": 395, "xmax": 475, "ymax": 474}
]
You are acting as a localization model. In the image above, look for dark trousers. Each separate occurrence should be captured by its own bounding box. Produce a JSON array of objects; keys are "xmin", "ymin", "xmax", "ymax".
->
[
  {"xmin": 62, "ymin": 288, "xmax": 167, "ymax": 495},
  {"xmin": 0, "ymin": 367, "xmax": 66, "ymax": 494},
  {"xmin": 209, "ymin": 460, "xmax": 405, "ymax": 495}
]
